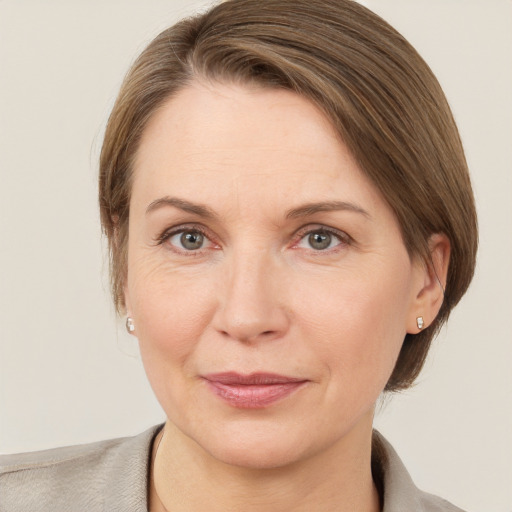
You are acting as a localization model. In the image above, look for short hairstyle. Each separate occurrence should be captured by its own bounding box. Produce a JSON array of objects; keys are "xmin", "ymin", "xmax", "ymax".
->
[{"xmin": 99, "ymin": 0, "xmax": 478, "ymax": 391}]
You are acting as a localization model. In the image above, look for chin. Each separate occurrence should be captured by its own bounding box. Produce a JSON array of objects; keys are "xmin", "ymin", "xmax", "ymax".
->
[
  {"xmin": 186, "ymin": 418, "xmax": 323, "ymax": 470},
  {"xmin": 207, "ymin": 438, "xmax": 305, "ymax": 470}
]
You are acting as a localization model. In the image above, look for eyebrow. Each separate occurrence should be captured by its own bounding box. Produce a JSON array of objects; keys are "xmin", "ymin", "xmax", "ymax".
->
[
  {"xmin": 145, "ymin": 196, "xmax": 370, "ymax": 220},
  {"xmin": 146, "ymin": 197, "xmax": 217, "ymax": 218},
  {"xmin": 285, "ymin": 201, "xmax": 370, "ymax": 219}
]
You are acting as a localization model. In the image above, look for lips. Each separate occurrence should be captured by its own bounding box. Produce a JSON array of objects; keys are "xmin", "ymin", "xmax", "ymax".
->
[{"xmin": 202, "ymin": 372, "xmax": 308, "ymax": 409}]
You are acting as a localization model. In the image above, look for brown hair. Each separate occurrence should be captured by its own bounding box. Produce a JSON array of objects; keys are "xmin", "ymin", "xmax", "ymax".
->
[{"xmin": 99, "ymin": 0, "xmax": 477, "ymax": 391}]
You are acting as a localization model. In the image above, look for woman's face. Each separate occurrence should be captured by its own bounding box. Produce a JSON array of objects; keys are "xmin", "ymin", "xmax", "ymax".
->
[{"xmin": 125, "ymin": 81, "xmax": 426, "ymax": 468}]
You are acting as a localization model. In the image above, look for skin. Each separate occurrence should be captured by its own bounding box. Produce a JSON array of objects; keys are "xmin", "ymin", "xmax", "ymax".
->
[{"xmin": 124, "ymin": 81, "xmax": 449, "ymax": 512}]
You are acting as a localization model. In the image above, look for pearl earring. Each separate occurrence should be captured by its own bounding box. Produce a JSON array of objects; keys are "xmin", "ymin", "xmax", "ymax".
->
[
  {"xmin": 126, "ymin": 317, "xmax": 135, "ymax": 333},
  {"xmin": 416, "ymin": 316, "xmax": 424, "ymax": 330}
]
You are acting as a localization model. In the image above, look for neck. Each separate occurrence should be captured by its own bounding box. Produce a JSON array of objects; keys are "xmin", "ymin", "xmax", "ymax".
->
[{"xmin": 149, "ymin": 417, "xmax": 380, "ymax": 512}]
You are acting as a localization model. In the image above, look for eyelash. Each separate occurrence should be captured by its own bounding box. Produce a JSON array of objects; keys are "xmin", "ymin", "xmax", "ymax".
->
[
  {"xmin": 155, "ymin": 224, "xmax": 352, "ymax": 255},
  {"xmin": 293, "ymin": 225, "xmax": 352, "ymax": 254},
  {"xmin": 155, "ymin": 224, "xmax": 215, "ymax": 254}
]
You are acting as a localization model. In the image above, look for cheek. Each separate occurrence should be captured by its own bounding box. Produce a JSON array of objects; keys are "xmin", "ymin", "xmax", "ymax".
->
[
  {"xmin": 128, "ymin": 259, "xmax": 218, "ymax": 380},
  {"xmin": 295, "ymin": 262, "xmax": 411, "ymax": 393}
]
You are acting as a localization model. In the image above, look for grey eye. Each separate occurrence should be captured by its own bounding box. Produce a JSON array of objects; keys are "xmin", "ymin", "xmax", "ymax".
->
[
  {"xmin": 180, "ymin": 231, "xmax": 204, "ymax": 250},
  {"xmin": 308, "ymin": 231, "xmax": 332, "ymax": 250}
]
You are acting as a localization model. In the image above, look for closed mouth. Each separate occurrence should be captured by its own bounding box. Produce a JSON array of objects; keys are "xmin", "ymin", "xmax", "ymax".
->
[
  {"xmin": 203, "ymin": 372, "xmax": 306, "ymax": 385},
  {"xmin": 202, "ymin": 372, "xmax": 308, "ymax": 408}
]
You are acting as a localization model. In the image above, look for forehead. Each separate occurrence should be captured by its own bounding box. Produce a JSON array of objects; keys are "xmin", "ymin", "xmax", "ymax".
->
[{"xmin": 131, "ymin": 80, "xmax": 386, "ymax": 217}]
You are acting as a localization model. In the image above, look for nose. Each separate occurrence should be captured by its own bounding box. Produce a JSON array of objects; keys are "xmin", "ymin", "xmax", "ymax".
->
[{"xmin": 212, "ymin": 248, "xmax": 290, "ymax": 344}]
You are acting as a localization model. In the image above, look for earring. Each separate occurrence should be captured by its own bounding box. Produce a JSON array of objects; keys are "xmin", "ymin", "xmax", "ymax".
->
[
  {"xmin": 126, "ymin": 317, "xmax": 135, "ymax": 333},
  {"xmin": 416, "ymin": 316, "xmax": 424, "ymax": 330}
]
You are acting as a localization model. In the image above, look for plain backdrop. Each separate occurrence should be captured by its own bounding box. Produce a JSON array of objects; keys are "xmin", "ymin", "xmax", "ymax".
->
[{"xmin": 1, "ymin": 1, "xmax": 511, "ymax": 511}]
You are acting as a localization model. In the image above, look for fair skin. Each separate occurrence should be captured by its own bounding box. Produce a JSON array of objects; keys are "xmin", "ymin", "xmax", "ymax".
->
[{"xmin": 124, "ymin": 80, "xmax": 449, "ymax": 512}]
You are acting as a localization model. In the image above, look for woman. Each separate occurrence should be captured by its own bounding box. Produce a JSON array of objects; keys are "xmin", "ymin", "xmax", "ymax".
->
[{"xmin": 0, "ymin": 1, "xmax": 478, "ymax": 510}]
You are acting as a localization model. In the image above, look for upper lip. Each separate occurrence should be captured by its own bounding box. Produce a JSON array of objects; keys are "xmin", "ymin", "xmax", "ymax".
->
[{"xmin": 203, "ymin": 372, "xmax": 307, "ymax": 385}]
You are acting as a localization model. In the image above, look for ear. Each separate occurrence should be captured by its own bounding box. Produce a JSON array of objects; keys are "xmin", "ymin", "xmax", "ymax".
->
[
  {"xmin": 407, "ymin": 233, "xmax": 451, "ymax": 334},
  {"xmin": 112, "ymin": 214, "xmax": 134, "ymax": 332},
  {"xmin": 123, "ymin": 283, "xmax": 136, "ymax": 335},
  {"xmin": 124, "ymin": 283, "xmax": 132, "ymax": 317}
]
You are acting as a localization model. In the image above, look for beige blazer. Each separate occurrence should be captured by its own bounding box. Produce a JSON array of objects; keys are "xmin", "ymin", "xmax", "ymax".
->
[{"xmin": 0, "ymin": 425, "xmax": 465, "ymax": 511}]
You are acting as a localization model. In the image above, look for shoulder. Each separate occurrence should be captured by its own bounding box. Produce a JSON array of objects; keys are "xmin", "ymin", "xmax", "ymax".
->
[
  {"xmin": 373, "ymin": 431, "xmax": 467, "ymax": 512},
  {"xmin": 416, "ymin": 490, "xmax": 467, "ymax": 512},
  {"xmin": 0, "ymin": 424, "xmax": 162, "ymax": 512}
]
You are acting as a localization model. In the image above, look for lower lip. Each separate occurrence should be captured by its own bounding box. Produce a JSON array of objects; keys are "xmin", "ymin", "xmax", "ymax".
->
[{"xmin": 205, "ymin": 380, "xmax": 307, "ymax": 409}]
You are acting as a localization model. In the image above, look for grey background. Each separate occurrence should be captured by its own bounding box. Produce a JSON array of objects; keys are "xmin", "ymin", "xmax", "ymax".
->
[{"xmin": 1, "ymin": 1, "xmax": 511, "ymax": 510}]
